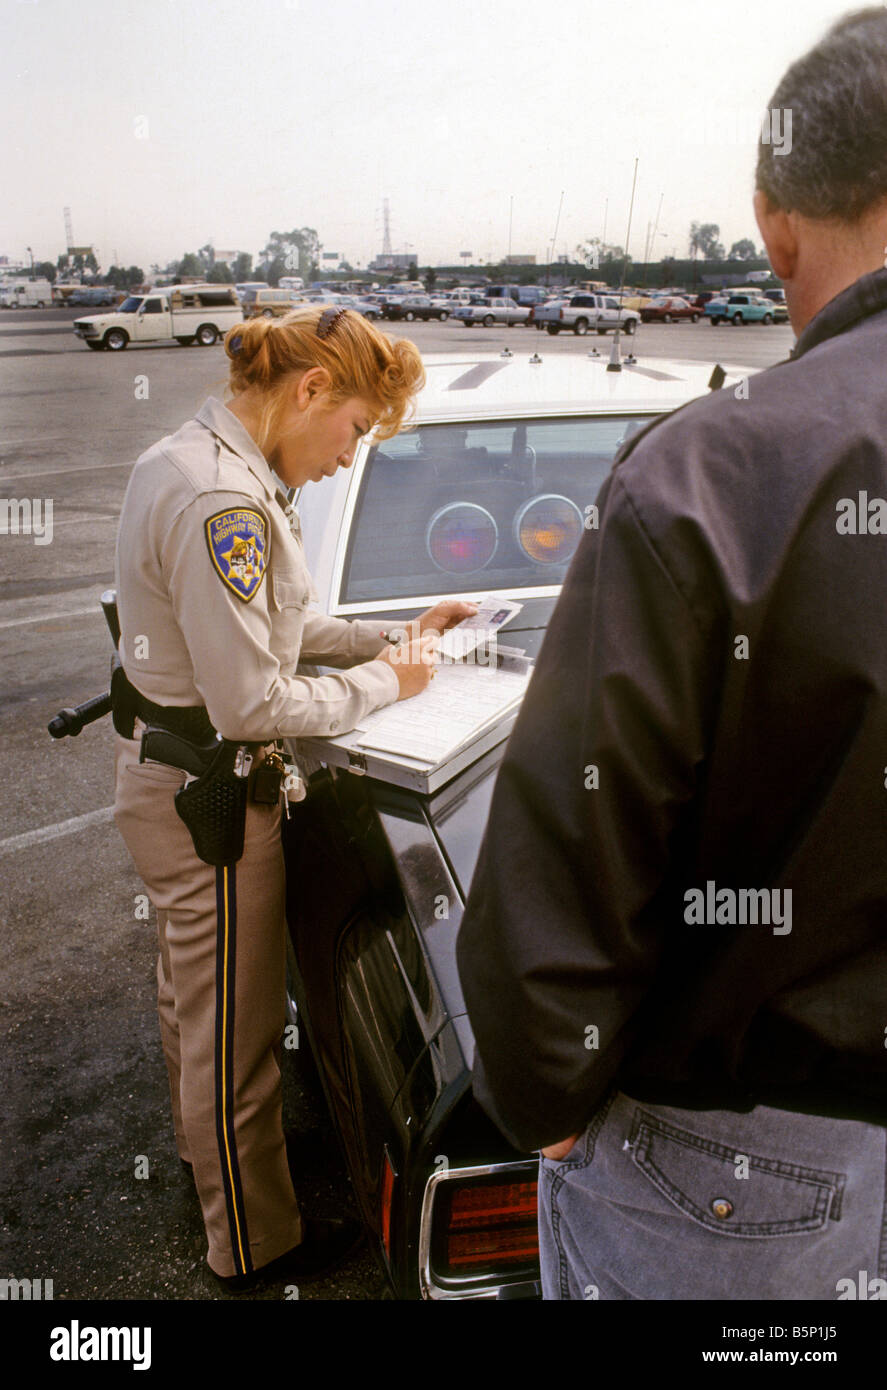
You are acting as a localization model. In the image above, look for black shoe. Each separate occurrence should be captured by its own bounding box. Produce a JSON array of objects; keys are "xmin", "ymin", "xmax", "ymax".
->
[{"xmin": 214, "ymin": 1217, "xmax": 364, "ymax": 1292}]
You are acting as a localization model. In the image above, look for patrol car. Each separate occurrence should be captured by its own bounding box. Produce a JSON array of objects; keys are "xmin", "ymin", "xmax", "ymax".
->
[{"xmin": 281, "ymin": 347, "xmax": 754, "ymax": 1299}]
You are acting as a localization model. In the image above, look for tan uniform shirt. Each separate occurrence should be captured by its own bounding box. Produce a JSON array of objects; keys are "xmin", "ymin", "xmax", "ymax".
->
[{"xmin": 115, "ymin": 395, "xmax": 400, "ymax": 746}]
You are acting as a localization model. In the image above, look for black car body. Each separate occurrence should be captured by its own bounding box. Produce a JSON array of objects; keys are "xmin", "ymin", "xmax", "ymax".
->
[
  {"xmin": 383, "ymin": 296, "xmax": 450, "ymax": 322},
  {"xmin": 280, "ymin": 351, "xmax": 754, "ymax": 1297}
]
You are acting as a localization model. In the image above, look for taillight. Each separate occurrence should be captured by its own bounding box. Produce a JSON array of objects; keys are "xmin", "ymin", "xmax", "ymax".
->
[
  {"xmin": 514, "ymin": 494, "xmax": 583, "ymax": 564},
  {"xmin": 380, "ymin": 1149, "xmax": 396, "ymax": 1265},
  {"xmin": 433, "ymin": 1175, "xmax": 539, "ymax": 1278},
  {"xmin": 426, "ymin": 502, "xmax": 498, "ymax": 573}
]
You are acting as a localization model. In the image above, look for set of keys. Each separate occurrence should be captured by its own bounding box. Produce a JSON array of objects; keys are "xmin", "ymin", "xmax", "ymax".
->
[{"xmin": 250, "ymin": 747, "xmax": 301, "ymax": 817}]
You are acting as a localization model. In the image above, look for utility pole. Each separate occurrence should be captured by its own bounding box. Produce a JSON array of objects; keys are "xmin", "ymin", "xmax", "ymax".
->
[{"xmin": 546, "ymin": 190, "xmax": 564, "ymax": 287}]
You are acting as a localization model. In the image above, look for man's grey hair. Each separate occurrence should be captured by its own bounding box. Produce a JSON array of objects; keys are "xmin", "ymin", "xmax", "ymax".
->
[{"xmin": 756, "ymin": 7, "xmax": 887, "ymax": 221}]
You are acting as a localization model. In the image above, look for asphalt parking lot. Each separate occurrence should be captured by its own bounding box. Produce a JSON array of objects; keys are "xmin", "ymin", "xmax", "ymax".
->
[{"xmin": 0, "ymin": 306, "xmax": 795, "ymax": 1303}]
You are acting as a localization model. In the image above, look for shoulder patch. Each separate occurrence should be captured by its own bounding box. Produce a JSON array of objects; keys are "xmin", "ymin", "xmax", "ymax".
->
[{"xmin": 205, "ymin": 508, "xmax": 269, "ymax": 602}]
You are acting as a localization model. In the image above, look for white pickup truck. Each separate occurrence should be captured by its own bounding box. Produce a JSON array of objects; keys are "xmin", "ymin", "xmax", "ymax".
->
[
  {"xmin": 532, "ymin": 293, "xmax": 639, "ymax": 336},
  {"xmin": 72, "ymin": 284, "xmax": 243, "ymax": 351}
]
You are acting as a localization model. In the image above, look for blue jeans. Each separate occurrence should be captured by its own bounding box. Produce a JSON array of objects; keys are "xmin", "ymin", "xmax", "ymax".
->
[{"xmin": 538, "ymin": 1089, "xmax": 887, "ymax": 1300}]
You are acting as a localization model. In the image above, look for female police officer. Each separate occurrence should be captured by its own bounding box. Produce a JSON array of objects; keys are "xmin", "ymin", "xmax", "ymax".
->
[{"xmin": 112, "ymin": 304, "xmax": 475, "ymax": 1288}]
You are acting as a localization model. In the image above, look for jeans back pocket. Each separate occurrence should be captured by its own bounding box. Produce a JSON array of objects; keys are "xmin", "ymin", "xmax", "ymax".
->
[{"xmin": 630, "ymin": 1110, "xmax": 845, "ymax": 1237}]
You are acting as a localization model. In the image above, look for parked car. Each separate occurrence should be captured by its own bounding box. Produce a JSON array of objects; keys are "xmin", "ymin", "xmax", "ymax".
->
[
  {"xmin": 384, "ymin": 295, "xmax": 451, "ymax": 322},
  {"xmin": 640, "ymin": 296, "xmax": 701, "ymax": 323},
  {"xmin": 452, "ymin": 296, "xmax": 530, "ymax": 327},
  {"xmin": 64, "ymin": 286, "xmax": 116, "ymax": 307},
  {"xmin": 761, "ymin": 287, "xmax": 789, "ymax": 320},
  {"xmin": 281, "ymin": 349, "xmax": 755, "ymax": 1299},
  {"xmin": 241, "ymin": 287, "xmax": 307, "ymax": 318},
  {"xmin": 234, "ymin": 281, "xmax": 270, "ymax": 303},
  {"xmin": 533, "ymin": 293, "xmax": 640, "ymax": 336},
  {"xmin": 704, "ymin": 292, "xmax": 779, "ymax": 325},
  {"xmin": 335, "ymin": 294, "xmax": 384, "ymax": 321},
  {"xmin": 72, "ymin": 284, "xmax": 243, "ymax": 349}
]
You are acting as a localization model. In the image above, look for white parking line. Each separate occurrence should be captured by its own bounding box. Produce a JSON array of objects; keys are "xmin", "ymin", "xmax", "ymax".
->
[
  {"xmin": 0, "ymin": 605, "xmax": 101, "ymax": 630},
  {"xmin": 0, "ymin": 806, "xmax": 115, "ymax": 855},
  {"xmin": 0, "ymin": 460, "xmax": 132, "ymax": 482}
]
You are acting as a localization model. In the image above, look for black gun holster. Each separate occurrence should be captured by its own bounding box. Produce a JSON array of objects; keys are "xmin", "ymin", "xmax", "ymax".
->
[
  {"xmin": 110, "ymin": 653, "xmax": 140, "ymax": 738},
  {"xmin": 172, "ymin": 737, "xmax": 250, "ymax": 868},
  {"xmin": 110, "ymin": 660, "xmax": 249, "ymax": 867}
]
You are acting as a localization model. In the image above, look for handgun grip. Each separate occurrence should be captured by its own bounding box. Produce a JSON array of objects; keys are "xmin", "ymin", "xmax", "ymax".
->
[{"xmin": 139, "ymin": 727, "xmax": 221, "ymax": 778}]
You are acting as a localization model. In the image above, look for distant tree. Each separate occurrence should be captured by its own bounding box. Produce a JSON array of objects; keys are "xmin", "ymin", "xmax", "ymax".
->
[
  {"xmin": 35, "ymin": 261, "xmax": 56, "ymax": 283},
  {"xmin": 177, "ymin": 252, "xmax": 204, "ymax": 278},
  {"xmin": 659, "ymin": 255, "xmax": 677, "ymax": 284},
  {"xmin": 688, "ymin": 222, "xmax": 724, "ymax": 260},
  {"xmin": 259, "ymin": 229, "xmax": 321, "ymax": 283},
  {"xmin": 69, "ymin": 250, "xmax": 99, "ymax": 277},
  {"xmin": 728, "ymin": 238, "xmax": 757, "ymax": 261},
  {"xmin": 424, "ymin": 265, "xmax": 437, "ymax": 290},
  {"xmin": 232, "ymin": 252, "xmax": 253, "ymax": 281},
  {"xmin": 407, "ymin": 261, "xmax": 418, "ymax": 280},
  {"xmin": 207, "ymin": 262, "xmax": 233, "ymax": 283},
  {"xmin": 104, "ymin": 264, "xmax": 145, "ymax": 289},
  {"xmin": 577, "ymin": 237, "xmax": 621, "ymax": 269}
]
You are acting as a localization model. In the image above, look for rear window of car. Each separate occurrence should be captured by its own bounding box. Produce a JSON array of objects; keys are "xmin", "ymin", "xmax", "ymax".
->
[{"xmin": 339, "ymin": 414, "xmax": 655, "ymax": 602}]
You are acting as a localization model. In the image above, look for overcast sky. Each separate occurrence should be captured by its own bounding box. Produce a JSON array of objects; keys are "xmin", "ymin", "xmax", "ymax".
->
[{"xmin": 0, "ymin": 0, "xmax": 865, "ymax": 273}]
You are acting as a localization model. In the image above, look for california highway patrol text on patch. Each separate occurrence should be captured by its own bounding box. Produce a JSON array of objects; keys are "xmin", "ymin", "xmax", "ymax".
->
[{"xmin": 205, "ymin": 509, "xmax": 269, "ymax": 602}]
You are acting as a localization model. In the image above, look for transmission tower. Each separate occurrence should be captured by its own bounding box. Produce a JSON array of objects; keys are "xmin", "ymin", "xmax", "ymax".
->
[
  {"xmin": 382, "ymin": 198, "xmax": 392, "ymax": 257},
  {"xmin": 64, "ymin": 207, "xmax": 74, "ymax": 253}
]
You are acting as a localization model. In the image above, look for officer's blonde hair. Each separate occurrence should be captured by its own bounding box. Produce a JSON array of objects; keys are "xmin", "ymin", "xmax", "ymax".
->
[{"xmin": 223, "ymin": 305, "xmax": 425, "ymax": 451}]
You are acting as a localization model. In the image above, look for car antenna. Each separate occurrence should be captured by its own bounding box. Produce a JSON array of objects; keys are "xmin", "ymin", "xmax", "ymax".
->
[{"xmin": 608, "ymin": 156, "xmax": 639, "ymax": 373}]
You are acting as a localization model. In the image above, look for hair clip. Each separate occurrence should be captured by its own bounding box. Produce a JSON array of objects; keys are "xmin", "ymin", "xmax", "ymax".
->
[
  {"xmin": 230, "ymin": 334, "xmax": 243, "ymax": 353},
  {"xmin": 316, "ymin": 306, "xmax": 347, "ymax": 339}
]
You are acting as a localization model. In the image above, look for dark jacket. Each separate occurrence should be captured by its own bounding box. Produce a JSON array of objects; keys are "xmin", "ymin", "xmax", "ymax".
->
[{"xmin": 456, "ymin": 267, "xmax": 887, "ymax": 1154}]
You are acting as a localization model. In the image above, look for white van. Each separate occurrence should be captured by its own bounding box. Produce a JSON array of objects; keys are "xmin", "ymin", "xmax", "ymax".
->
[
  {"xmin": 0, "ymin": 278, "xmax": 53, "ymax": 308},
  {"xmin": 72, "ymin": 284, "xmax": 243, "ymax": 351},
  {"xmin": 278, "ymin": 276, "xmax": 304, "ymax": 291}
]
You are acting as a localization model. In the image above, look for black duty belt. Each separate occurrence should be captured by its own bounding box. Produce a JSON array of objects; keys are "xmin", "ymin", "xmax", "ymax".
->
[
  {"xmin": 110, "ymin": 654, "xmax": 217, "ymax": 742},
  {"xmin": 133, "ymin": 692, "xmax": 217, "ymax": 743},
  {"xmin": 110, "ymin": 660, "xmax": 285, "ymax": 865}
]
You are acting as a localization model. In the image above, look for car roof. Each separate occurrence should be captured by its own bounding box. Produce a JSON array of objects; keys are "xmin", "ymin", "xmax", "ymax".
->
[{"xmin": 407, "ymin": 351, "xmax": 753, "ymax": 423}]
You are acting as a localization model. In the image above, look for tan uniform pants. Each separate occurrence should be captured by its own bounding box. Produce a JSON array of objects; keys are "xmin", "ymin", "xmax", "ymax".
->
[{"xmin": 113, "ymin": 729, "xmax": 303, "ymax": 1277}]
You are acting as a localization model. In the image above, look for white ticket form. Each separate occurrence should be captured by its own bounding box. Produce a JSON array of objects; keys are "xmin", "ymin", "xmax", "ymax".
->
[
  {"xmin": 438, "ymin": 595, "xmax": 523, "ymax": 662},
  {"xmin": 355, "ymin": 660, "xmax": 531, "ymax": 764}
]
